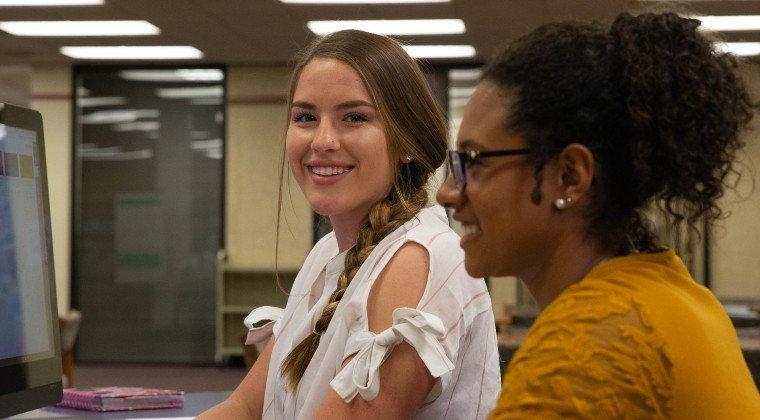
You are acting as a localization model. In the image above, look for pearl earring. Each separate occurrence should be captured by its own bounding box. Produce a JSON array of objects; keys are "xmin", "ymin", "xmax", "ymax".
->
[{"xmin": 554, "ymin": 197, "xmax": 572, "ymax": 209}]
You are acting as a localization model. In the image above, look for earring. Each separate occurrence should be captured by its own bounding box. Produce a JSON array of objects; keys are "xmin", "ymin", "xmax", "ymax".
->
[
  {"xmin": 402, "ymin": 154, "xmax": 412, "ymax": 163},
  {"xmin": 330, "ymin": 138, "xmax": 336, "ymax": 143},
  {"xmin": 554, "ymin": 197, "xmax": 572, "ymax": 209}
]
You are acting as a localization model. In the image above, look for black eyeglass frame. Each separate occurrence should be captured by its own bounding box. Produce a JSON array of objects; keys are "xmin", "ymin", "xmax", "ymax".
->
[{"xmin": 446, "ymin": 148, "xmax": 531, "ymax": 190}]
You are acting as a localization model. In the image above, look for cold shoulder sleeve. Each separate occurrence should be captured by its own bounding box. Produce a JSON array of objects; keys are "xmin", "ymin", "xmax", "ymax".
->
[
  {"xmin": 329, "ymin": 307, "xmax": 455, "ymax": 403},
  {"xmin": 491, "ymin": 287, "xmax": 674, "ymax": 419},
  {"xmin": 244, "ymin": 306, "xmax": 284, "ymax": 345}
]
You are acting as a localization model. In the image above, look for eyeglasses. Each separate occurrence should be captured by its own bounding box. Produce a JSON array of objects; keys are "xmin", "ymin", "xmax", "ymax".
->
[{"xmin": 446, "ymin": 148, "xmax": 531, "ymax": 190}]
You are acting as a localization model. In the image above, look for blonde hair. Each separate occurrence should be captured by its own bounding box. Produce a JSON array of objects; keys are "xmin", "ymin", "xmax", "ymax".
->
[{"xmin": 278, "ymin": 30, "xmax": 447, "ymax": 392}]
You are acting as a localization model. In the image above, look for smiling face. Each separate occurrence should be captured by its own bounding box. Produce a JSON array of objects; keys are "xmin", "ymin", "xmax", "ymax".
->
[
  {"xmin": 437, "ymin": 82, "xmax": 557, "ymax": 279},
  {"xmin": 286, "ymin": 57, "xmax": 395, "ymax": 228}
]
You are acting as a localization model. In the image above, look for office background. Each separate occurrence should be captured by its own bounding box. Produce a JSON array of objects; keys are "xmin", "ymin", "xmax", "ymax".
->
[{"xmin": 1, "ymin": 0, "xmax": 760, "ymax": 384}]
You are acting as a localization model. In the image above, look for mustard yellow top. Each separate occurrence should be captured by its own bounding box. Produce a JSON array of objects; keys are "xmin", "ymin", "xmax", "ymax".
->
[{"xmin": 491, "ymin": 250, "xmax": 760, "ymax": 419}]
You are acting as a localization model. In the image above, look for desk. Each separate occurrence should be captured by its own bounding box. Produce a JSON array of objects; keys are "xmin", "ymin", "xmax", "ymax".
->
[{"xmin": 9, "ymin": 391, "xmax": 230, "ymax": 419}]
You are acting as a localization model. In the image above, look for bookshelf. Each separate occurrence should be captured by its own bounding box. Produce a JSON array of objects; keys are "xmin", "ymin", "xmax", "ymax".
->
[{"xmin": 214, "ymin": 250, "xmax": 297, "ymax": 363}]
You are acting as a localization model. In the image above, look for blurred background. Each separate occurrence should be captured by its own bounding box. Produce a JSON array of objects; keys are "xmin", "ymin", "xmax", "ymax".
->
[{"xmin": 1, "ymin": 0, "xmax": 759, "ymax": 391}]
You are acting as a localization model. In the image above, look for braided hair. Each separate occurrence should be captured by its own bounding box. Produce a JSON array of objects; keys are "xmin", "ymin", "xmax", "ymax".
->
[{"xmin": 279, "ymin": 30, "xmax": 447, "ymax": 392}]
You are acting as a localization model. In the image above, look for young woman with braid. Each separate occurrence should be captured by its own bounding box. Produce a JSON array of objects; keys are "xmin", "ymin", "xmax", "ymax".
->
[
  {"xmin": 201, "ymin": 30, "xmax": 500, "ymax": 419},
  {"xmin": 437, "ymin": 12, "xmax": 760, "ymax": 418}
]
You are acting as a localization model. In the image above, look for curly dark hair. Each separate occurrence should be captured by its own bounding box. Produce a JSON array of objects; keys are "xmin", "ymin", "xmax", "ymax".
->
[{"xmin": 482, "ymin": 12, "xmax": 755, "ymax": 255}]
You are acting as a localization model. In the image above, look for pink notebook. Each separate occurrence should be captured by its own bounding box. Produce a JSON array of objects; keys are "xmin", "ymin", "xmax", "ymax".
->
[{"xmin": 57, "ymin": 387, "xmax": 184, "ymax": 412}]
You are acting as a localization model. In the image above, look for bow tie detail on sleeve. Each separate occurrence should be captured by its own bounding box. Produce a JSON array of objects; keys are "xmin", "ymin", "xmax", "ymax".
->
[
  {"xmin": 244, "ymin": 306, "xmax": 284, "ymax": 345},
  {"xmin": 330, "ymin": 307, "xmax": 455, "ymax": 402}
]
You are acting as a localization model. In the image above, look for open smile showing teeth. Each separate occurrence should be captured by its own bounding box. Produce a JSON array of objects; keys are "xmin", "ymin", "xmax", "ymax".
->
[
  {"xmin": 309, "ymin": 166, "xmax": 353, "ymax": 176},
  {"xmin": 462, "ymin": 223, "xmax": 481, "ymax": 237}
]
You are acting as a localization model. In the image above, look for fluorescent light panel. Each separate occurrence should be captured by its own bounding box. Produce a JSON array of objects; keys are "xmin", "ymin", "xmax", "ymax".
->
[
  {"xmin": 0, "ymin": 0, "xmax": 103, "ymax": 5},
  {"xmin": 308, "ymin": 19, "xmax": 465, "ymax": 36},
  {"xmin": 283, "ymin": 0, "xmax": 448, "ymax": 3},
  {"xmin": 715, "ymin": 42, "xmax": 760, "ymax": 56},
  {"xmin": 61, "ymin": 46, "xmax": 202, "ymax": 59},
  {"xmin": 695, "ymin": 15, "xmax": 760, "ymax": 31},
  {"xmin": 402, "ymin": 45, "xmax": 475, "ymax": 59},
  {"xmin": 0, "ymin": 20, "xmax": 159, "ymax": 37}
]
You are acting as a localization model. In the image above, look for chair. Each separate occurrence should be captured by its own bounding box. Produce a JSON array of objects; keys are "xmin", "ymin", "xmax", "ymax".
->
[{"xmin": 58, "ymin": 309, "xmax": 82, "ymax": 387}]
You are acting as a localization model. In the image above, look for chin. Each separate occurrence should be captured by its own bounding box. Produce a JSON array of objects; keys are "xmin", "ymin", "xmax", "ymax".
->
[
  {"xmin": 304, "ymin": 193, "xmax": 339, "ymax": 215},
  {"xmin": 463, "ymin": 256, "xmax": 489, "ymax": 279},
  {"xmin": 310, "ymin": 203, "xmax": 338, "ymax": 217}
]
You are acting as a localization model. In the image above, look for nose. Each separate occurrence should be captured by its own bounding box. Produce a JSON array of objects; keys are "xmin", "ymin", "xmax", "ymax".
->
[
  {"xmin": 311, "ymin": 122, "xmax": 339, "ymax": 152},
  {"xmin": 436, "ymin": 173, "xmax": 463, "ymax": 210}
]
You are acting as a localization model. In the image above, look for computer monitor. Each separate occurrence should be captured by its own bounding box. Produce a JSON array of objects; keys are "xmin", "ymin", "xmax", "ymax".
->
[{"xmin": 0, "ymin": 103, "xmax": 62, "ymax": 417}]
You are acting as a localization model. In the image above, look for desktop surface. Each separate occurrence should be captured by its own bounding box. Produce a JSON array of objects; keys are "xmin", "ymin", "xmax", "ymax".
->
[{"xmin": 9, "ymin": 391, "xmax": 230, "ymax": 419}]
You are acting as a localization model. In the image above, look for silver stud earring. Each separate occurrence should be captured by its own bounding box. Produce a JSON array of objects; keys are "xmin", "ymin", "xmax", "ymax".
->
[
  {"xmin": 402, "ymin": 154, "xmax": 412, "ymax": 163},
  {"xmin": 330, "ymin": 138, "xmax": 336, "ymax": 143},
  {"xmin": 554, "ymin": 197, "xmax": 572, "ymax": 209}
]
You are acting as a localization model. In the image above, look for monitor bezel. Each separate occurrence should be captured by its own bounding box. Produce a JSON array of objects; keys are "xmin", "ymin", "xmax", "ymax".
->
[{"xmin": 0, "ymin": 102, "xmax": 63, "ymax": 418}]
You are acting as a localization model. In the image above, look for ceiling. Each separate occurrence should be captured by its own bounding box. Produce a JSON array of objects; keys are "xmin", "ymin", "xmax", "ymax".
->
[{"xmin": 2, "ymin": 0, "xmax": 760, "ymax": 65}]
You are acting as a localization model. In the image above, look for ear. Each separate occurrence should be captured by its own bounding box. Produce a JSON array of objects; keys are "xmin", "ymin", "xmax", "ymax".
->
[{"xmin": 550, "ymin": 143, "xmax": 595, "ymax": 209}]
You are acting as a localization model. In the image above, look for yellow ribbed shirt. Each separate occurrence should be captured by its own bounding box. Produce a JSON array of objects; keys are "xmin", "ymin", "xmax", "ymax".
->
[{"xmin": 491, "ymin": 250, "xmax": 760, "ymax": 419}]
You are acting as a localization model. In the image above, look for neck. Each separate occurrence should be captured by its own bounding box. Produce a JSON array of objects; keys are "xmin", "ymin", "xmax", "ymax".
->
[
  {"xmin": 521, "ymin": 234, "xmax": 613, "ymax": 310},
  {"xmin": 330, "ymin": 210, "xmax": 369, "ymax": 253}
]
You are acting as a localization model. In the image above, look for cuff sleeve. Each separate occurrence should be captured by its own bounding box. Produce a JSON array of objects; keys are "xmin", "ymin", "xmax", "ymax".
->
[
  {"xmin": 329, "ymin": 307, "xmax": 455, "ymax": 403},
  {"xmin": 243, "ymin": 306, "xmax": 284, "ymax": 345}
]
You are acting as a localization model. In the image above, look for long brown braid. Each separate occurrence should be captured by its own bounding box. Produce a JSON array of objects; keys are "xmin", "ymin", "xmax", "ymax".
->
[
  {"xmin": 281, "ymin": 187, "xmax": 428, "ymax": 391},
  {"xmin": 278, "ymin": 29, "xmax": 447, "ymax": 392}
]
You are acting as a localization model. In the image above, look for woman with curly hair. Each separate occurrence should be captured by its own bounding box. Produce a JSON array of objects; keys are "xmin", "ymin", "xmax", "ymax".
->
[
  {"xmin": 437, "ymin": 12, "xmax": 760, "ymax": 418},
  {"xmin": 201, "ymin": 30, "xmax": 500, "ymax": 419}
]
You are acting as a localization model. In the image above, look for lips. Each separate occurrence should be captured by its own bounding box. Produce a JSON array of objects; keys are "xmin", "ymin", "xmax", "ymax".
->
[{"xmin": 458, "ymin": 221, "xmax": 482, "ymax": 247}]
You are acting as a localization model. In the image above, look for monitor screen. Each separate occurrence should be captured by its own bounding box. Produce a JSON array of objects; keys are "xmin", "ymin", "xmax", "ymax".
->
[{"xmin": 0, "ymin": 103, "xmax": 62, "ymax": 418}]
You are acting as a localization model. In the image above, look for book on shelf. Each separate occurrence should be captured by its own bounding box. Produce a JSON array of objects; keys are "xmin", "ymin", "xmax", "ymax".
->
[{"xmin": 56, "ymin": 387, "xmax": 185, "ymax": 412}]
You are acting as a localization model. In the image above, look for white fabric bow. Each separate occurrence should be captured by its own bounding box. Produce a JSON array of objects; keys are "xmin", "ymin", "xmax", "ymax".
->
[
  {"xmin": 244, "ymin": 306, "xmax": 284, "ymax": 345},
  {"xmin": 330, "ymin": 307, "xmax": 454, "ymax": 402}
]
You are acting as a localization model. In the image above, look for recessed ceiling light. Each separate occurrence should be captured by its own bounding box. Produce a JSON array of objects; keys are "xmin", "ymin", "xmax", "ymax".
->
[
  {"xmin": 714, "ymin": 41, "xmax": 760, "ymax": 56},
  {"xmin": 307, "ymin": 19, "xmax": 465, "ymax": 36},
  {"xmin": 694, "ymin": 15, "xmax": 760, "ymax": 31},
  {"xmin": 0, "ymin": 0, "xmax": 103, "ymax": 5},
  {"xmin": 402, "ymin": 45, "xmax": 475, "ymax": 59},
  {"xmin": 0, "ymin": 20, "xmax": 159, "ymax": 37},
  {"xmin": 119, "ymin": 69, "xmax": 223, "ymax": 82},
  {"xmin": 282, "ymin": 0, "xmax": 448, "ymax": 4},
  {"xmin": 61, "ymin": 46, "xmax": 203, "ymax": 59}
]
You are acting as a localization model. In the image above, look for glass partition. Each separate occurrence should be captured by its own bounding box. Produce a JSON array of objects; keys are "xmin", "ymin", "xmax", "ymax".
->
[{"xmin": 73, "ymin": 67, "xmax": 225, "ymax": 363}]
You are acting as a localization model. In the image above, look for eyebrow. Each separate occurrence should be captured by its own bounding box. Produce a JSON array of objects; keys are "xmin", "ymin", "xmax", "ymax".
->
[{"xmin": 290, "ymin": 100, "xmax": 375, "ymax": 110}]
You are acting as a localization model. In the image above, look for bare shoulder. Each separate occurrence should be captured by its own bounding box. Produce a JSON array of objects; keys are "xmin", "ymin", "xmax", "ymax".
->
[{"xmin": 367, "ymin": 241, "xmax": 430, "ymax": 333}]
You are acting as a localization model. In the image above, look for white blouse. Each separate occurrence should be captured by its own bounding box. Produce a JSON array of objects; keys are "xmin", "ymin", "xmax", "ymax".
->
[{"xmin": 245, "ymin": 205, "xmax": 500, "ymax": 419}]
